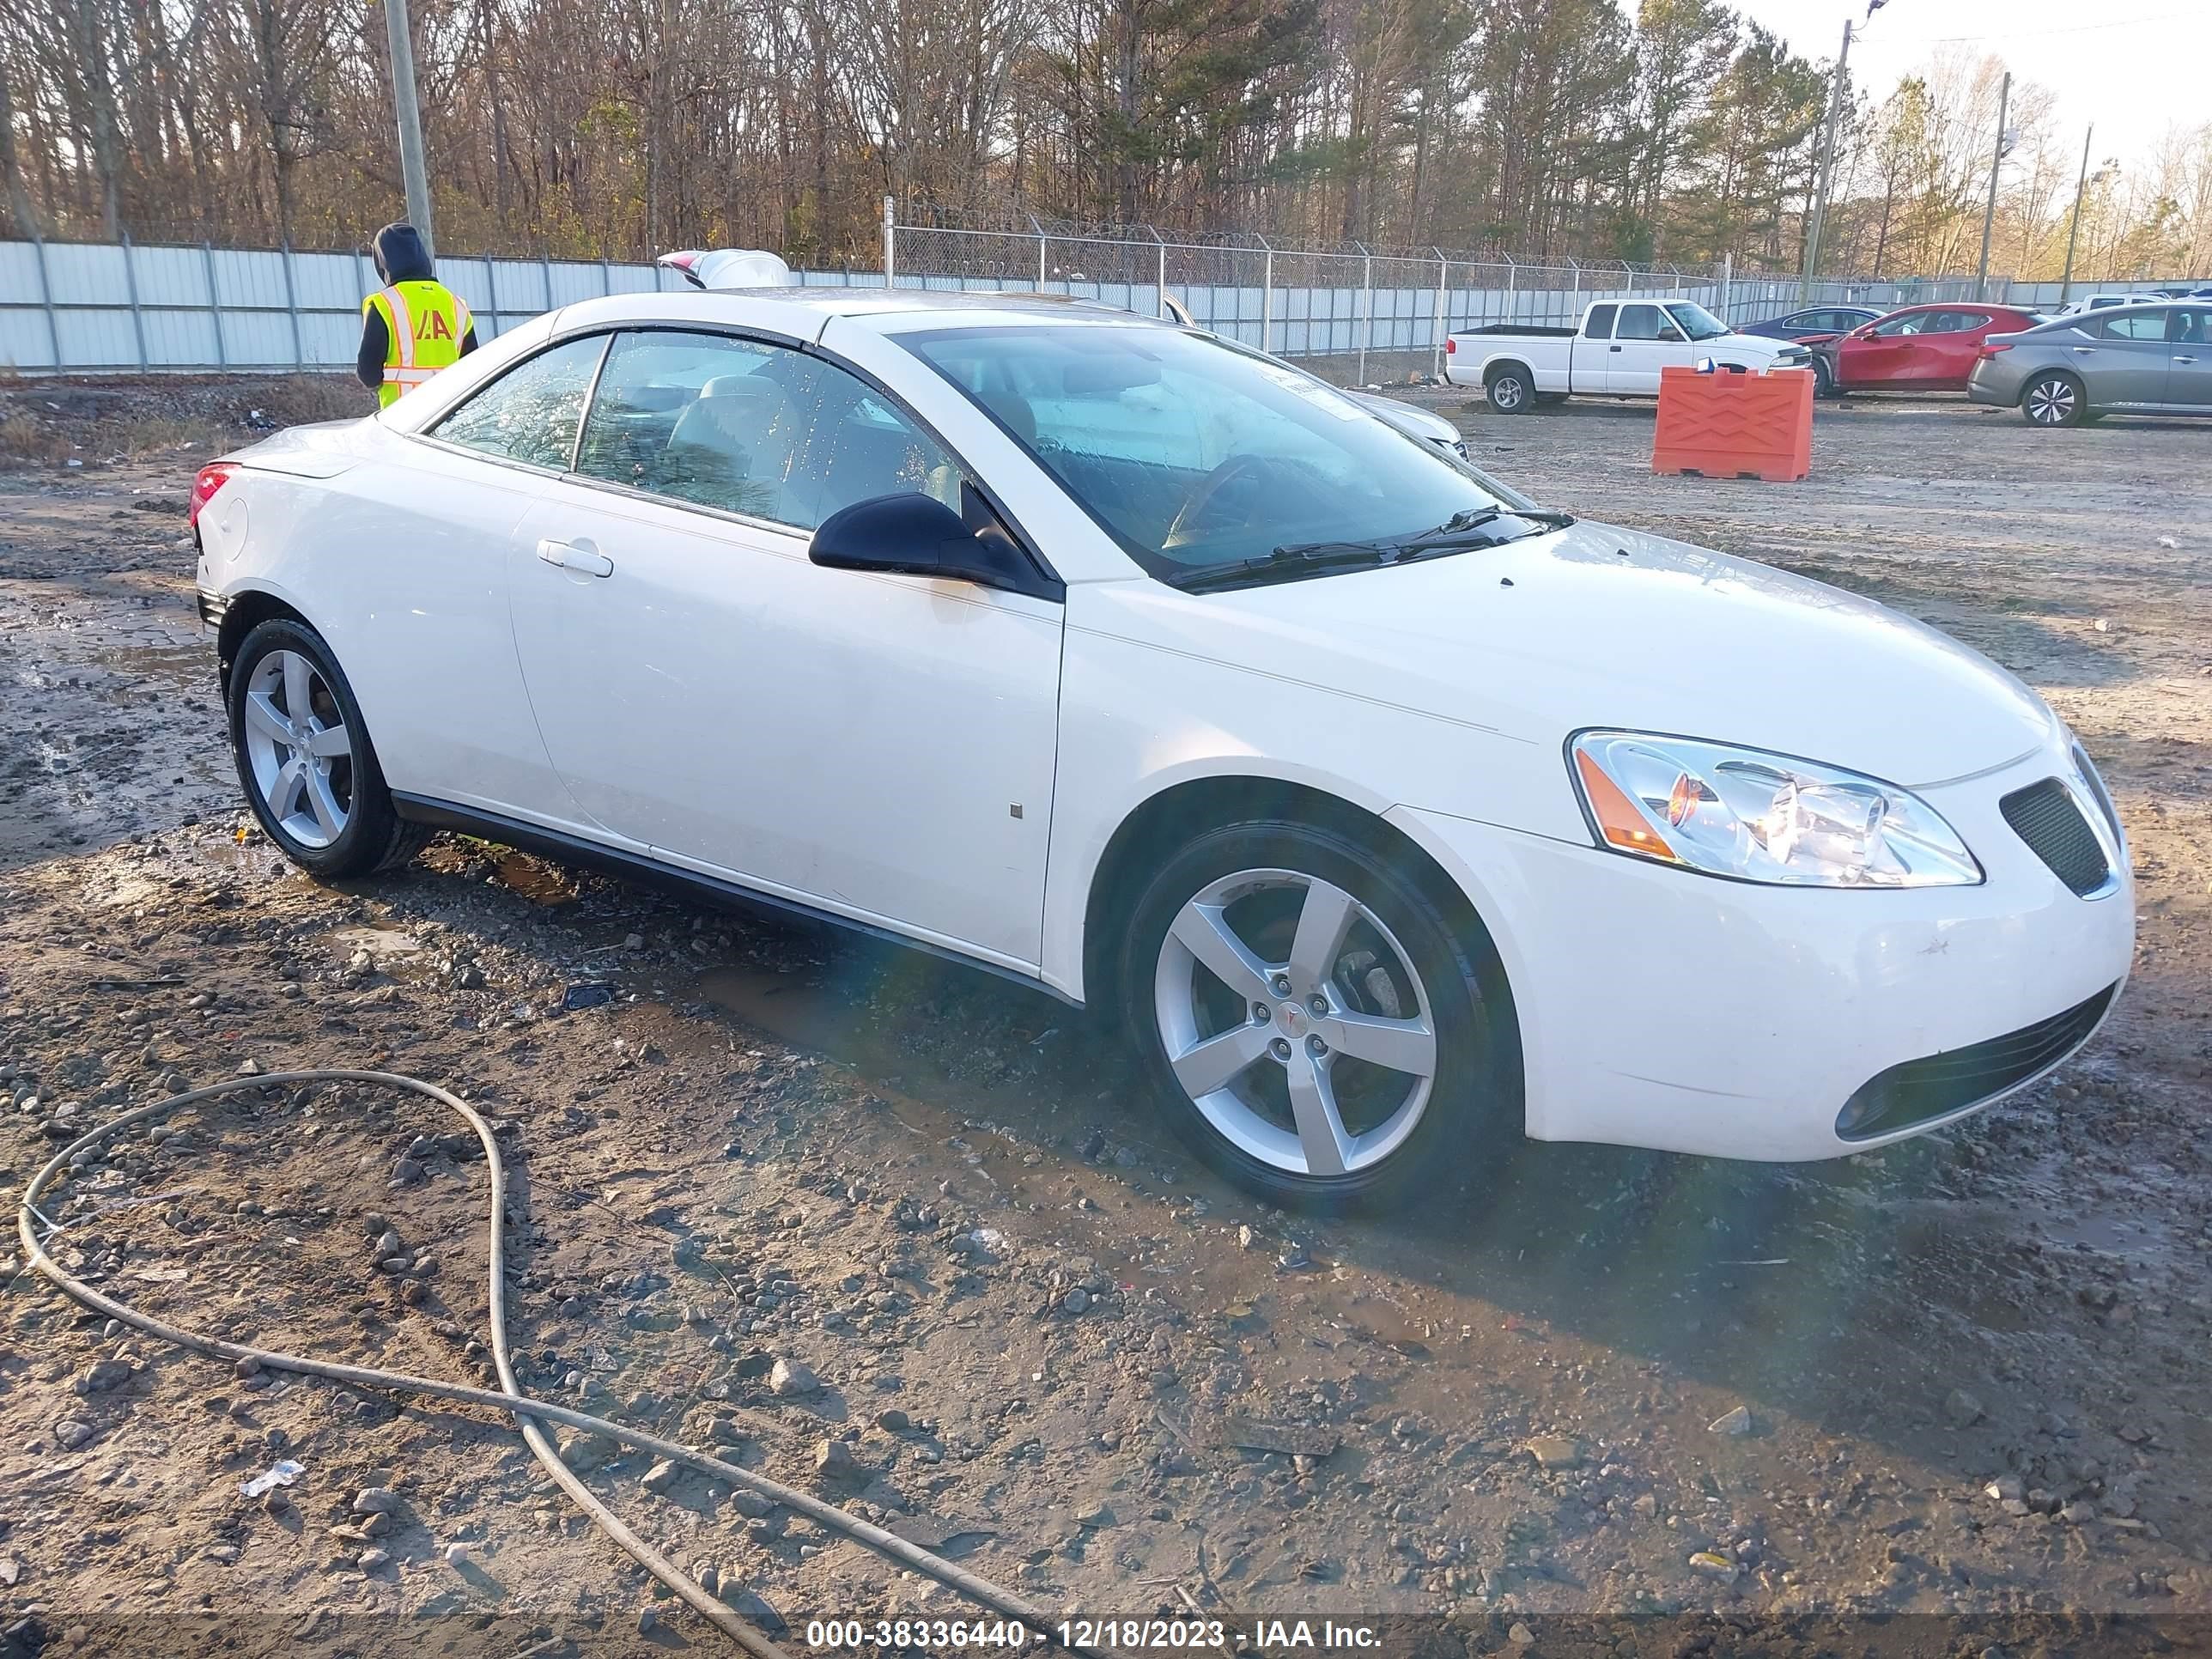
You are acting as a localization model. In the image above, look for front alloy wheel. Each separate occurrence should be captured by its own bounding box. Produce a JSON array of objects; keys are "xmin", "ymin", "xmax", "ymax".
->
[
  {"xmin": 1120, "ymin": 819, "xmax": 1516, "ymax": 1207},
  {"xmin": 1154, "ymin": 869, "xmax": 1437, "ymax": 1179}
]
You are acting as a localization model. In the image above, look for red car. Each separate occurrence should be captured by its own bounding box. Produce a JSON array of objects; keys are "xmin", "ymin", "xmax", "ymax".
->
[{"xmin": 1814, "ymin": 302, "xmax": 2049, "ymax": 398}]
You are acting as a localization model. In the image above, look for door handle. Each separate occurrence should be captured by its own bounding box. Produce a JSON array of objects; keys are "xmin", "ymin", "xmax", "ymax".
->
[
  {"xmin": 2070, "ymin": 346, "xmax": 2097, "ymax": 355},
  {"xmin": 1608, "ymin": 344, "xmax": 1623, "ymax": 352},
  {"xmin": 2176, "ymin": 355, "xmax": 2198, "ymax": 364},
  {"xmin": 537, "ymin": 538, "xmax": 614, "ymax": 578}
]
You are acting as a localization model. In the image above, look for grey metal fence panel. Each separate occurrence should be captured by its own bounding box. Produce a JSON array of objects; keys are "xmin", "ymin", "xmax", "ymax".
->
[
  {"xmin": 54, "ymin": 309, "xmax": 137, "ymax": 367},
  {"xmin": 0, "ymin": 310, "xmax": 52, "ymax": 368},
  {"xmin": 289, "ymin": 251, "xmax": 362, "ymax": 311},
  {"xmin": 549, "ymin": 263, "xmax": 611, "ymax": 306},
  {"xmin": 222, "ymin": 313, "xmax": 296, "ymax": 367},
  {"xmin": 46, "ymin": 242, "xmax": 131, "ymax": 306}
]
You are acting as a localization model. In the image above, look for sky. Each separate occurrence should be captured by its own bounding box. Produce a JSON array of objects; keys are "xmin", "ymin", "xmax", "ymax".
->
[{"xmin": 1729, "ymin": 2, "xmax": 2209, "ymax": 167}]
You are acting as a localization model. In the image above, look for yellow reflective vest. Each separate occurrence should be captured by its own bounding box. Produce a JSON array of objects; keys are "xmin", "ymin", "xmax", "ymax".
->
[{"xmin": 363, "ymin": 280, "xmax": 473, "ymax": 408}]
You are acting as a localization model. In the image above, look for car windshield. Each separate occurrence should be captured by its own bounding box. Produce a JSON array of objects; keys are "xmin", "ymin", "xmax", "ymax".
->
[
  {"xmin": 903, "ymin": 324, "xmax": 1525, "ymax": 585},
  {"xmin": 1664, "ymin": 301, "xmax": 1732, "ymax": 341}
]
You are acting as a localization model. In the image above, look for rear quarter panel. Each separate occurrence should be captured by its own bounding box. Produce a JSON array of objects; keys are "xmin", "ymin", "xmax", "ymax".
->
[{"xmin": 216, "ymin": 426, "xmax": 571, "ymax": 822}]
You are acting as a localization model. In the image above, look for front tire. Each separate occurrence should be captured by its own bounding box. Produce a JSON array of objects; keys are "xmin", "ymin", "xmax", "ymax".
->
[
  {"xmin": 1115, "ymin": 818, "xmax": 1515, "ymax": 1209},
  {"xmin": 2022, "ymin": 371, "xmax": 2086, "ymax": 427},
  {"xmin": 1811, "ymin": 357, "xmax": 1837, "ymax": 399},
  {"xmin": 1485, "ymin": 365, "xmax": 1534, "ymax": 415},
  {"xmin": 228, "ymin": 617, "xmax": 423, "ymax": 879}
]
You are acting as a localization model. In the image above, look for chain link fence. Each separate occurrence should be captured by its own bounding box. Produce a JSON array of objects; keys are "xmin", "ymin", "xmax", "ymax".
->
[{"xmin": 4, "ymin": 200, "xmax": 2153, "ymax": 378}]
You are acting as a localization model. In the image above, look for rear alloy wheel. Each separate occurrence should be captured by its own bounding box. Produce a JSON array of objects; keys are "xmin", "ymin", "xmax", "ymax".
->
[
  {"xmin": 228, "ymin": 617, "xmax": 424, "ymax": 879},
  {"xmin": 1486, "ymin": 366, "xmax": 1534, "ymax": 415},
  {"xmin": 2022, "ymin": 371, "xmax": 2085, "ymax": 428},
  {"xmin": 1118, "ymin": 819, "xmax": 1514, "ymax": 1208}
]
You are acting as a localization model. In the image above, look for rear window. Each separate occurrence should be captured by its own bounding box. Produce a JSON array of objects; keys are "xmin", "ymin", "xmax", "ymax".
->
[
  {"xmin": 1583, "ymin": 304, "xmax": 1618, "ymax": 339},
  {"xmin": 429, "ymin": 334, "xmax": 609, "ymax": 470}
]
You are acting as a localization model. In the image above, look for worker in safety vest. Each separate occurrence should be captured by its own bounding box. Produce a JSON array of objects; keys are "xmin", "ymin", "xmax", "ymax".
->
[{"xmin": 356, "ymin": 222, "xmax": 477, "ymax": 409}]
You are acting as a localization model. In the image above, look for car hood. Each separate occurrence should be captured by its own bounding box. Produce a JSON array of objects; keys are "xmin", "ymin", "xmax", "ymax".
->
[
  {"xmin": 1711, "ymin": 331, "xmax": 1801, "ymax": 358},
  {"xmin": 1104, "ymin": 520, "xmax": 2059, "ymax": 789},
  {"xmin": 1347, "ymin": 392, "xmax": 1459, "ymax": 446}
]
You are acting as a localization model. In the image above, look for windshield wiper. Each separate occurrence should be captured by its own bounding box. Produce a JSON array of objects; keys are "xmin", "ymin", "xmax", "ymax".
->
[
  {"xmin": 1170, "ymin": 508, "xmax": 1576, "ymax": 593},
  {"xmin": 1172, "ymin": 540, "xmax": 1402, "ymax": 592},
  {"xmin": 1400, "ymin": 505, "xmax": 1576, "ymax": 548}
]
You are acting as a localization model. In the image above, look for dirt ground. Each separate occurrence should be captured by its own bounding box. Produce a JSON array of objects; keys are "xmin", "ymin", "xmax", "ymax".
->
[{"xmin": 0, "ymin": 379, "xmax": 2209, "ymax": 1657}]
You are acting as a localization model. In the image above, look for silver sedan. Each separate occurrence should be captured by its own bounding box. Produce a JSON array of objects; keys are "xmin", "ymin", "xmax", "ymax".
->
[{"xmin": 1969, "ymin": 302, "xmax": 2212, "ymax": 426}]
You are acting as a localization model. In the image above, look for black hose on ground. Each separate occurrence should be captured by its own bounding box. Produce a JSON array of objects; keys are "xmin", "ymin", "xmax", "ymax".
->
[{"xmin": 17, "ymin": 1070, "xmax": 1096, "ymax": 1656}]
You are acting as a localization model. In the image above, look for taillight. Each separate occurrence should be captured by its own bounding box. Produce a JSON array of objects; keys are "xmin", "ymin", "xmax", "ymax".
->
[
  {"xmin": 189, "ymin": 462, "xmax": 236, "ymax": 530},
  {"xmin": 1977, "ymin": 342, "xmax": 2013, "ymax": 360},
  {"xmin": 1445, "ymin": 337, "xmax": 1456, "ymax": 355}
]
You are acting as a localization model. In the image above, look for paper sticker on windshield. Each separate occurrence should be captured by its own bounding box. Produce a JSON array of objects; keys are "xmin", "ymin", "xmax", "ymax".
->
[{"xmin": 1249, "ymin": 361, "xmax": 1364, "ymax": 420}]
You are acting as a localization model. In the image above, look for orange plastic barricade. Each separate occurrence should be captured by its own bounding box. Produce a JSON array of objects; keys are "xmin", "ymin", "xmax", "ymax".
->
[{"xmin": 1652, "ymin": 364, "xmax": 1814, "ymax": 483}]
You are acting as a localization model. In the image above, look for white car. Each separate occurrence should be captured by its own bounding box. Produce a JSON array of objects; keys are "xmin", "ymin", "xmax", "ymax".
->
[
  {"xmin": 2050, "ymin": 293, "xmax": 2160, "ymax": 319},
  {"xmin": 191, "ymin": 288, "xmax": 2132, "ymax": 1206}
]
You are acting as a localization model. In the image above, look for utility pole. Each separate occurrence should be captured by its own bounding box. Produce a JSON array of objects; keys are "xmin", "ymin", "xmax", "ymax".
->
[
  {"xmin": 2058, "ymin": 124, "xmax": 2094, "ymax": 304},
  {"xmin": 383, "ymin": 0, "xmax": 435, "ymax": 256},
  {"xmin": 1974, "ymin": 71, "xmax": 2011, "ymax": 301},
  {"xmin": 1798, "ymin": 18, "xmax": 1852, "ymax": 304}
]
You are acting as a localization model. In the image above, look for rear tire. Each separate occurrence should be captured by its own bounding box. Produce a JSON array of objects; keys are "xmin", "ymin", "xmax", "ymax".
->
[
  {"xmin": 2021, "ymin": 371, "xmax": 2086, "ymax": 428},
  {"xmin": 1115, "ymin": 817, "xmax": 1516, "ymax": 1210},
  {"xmin": 1485, "ymin": 364, "xmax": 1534, "ymax": 415},
  {"xmin": 228, "ymin": 618, "xmax": 425, "ymax": 880}
]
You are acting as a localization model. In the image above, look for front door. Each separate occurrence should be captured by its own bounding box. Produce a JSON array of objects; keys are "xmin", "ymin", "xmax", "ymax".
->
[
  {"xmin": 1605, "ymin": 302, "xmax": 1689, "ymax": 393},
  {"xmin": 2068, "ymin": 307, "xmax": 2175, "ymax": 406},
  {"xmin": 504, "ymin": 327, "xmax": 1065, "ymax": 969},
  {"xmin": 1838, "ymin": 311, "xmax": 1930, "ymax": 388}
]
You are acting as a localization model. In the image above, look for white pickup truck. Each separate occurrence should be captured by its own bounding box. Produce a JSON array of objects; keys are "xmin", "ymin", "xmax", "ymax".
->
[{"xmin": 1443, "ymin": 298, "xmax": 1811, "ymax": 412}]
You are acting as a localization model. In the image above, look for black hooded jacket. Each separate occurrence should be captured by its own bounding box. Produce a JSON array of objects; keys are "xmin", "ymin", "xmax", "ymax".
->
[{"xmin": 356, "ymin": 222, "xmax": 478, "ymax": 391}]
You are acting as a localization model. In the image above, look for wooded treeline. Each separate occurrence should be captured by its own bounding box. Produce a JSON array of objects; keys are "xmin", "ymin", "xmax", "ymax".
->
[{"xmin": 3, "ymin": 0, "xmax": 2208, "ymax": 279}]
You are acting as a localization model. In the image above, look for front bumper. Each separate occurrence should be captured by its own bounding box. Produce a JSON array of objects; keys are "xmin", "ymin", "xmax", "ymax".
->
[{"xmin": 1389, "ymin": 742, "xmax": 2133, "ymax": 1163}]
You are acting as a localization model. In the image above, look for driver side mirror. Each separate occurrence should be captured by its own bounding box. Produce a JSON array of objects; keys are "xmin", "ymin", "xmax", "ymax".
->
[{"xmin": 809, "ymin": 492, "xmax": 1032, "ymax": 592}]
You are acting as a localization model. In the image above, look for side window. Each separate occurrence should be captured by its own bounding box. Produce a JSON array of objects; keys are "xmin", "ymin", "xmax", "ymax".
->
[
  {"xmin": 429, "ymin": 334, "xmax": 608, "ymax": 469},
  {"xmin": 2171, "ymin": 310, "xmax": 2209, "ymax": 345},
  {"xmin": 797, "ymin": 361, "xmax": 970, "ymax": 528},
  {"xmin": 1583, "ymin": 304, "xmax": 1618, "ymax": 339},
  {"xmin": 1615, "ymin": 303, "xmax": 1671, "ymax": 342},
  {"xmin": 575, "ymin": 330, "xmax": 825, "ymax": 526},
  {"xmin": 1870, "ymin": 313, "xmax": 1919, "ymax": 337},
  {"xmin": 2097, "ymin": 309, "xmax": 2168, "ymax": 340}
]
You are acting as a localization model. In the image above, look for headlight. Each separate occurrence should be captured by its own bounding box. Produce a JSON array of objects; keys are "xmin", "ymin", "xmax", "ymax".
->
[{"xmin": 1569, "ymin": 731, "xmax": 1982, "ymax": 888}]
